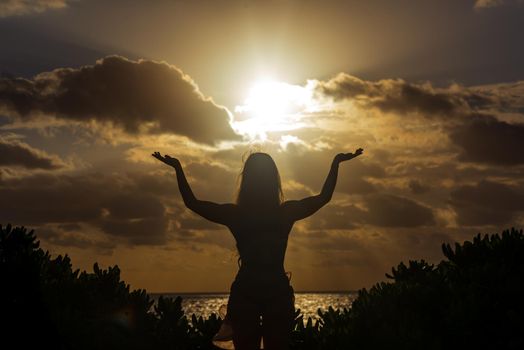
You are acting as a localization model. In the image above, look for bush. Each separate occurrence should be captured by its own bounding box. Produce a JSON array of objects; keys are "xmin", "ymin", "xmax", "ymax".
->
[
  {"xmin": 315, "ymin": 228, "xmax": 524, "ymax": 350},
  {"xmin": 2, "ymin": 224, "xmax": 524, "ymax": 349},
  {"xmin": 0, "ymin": 224, "xmax": 219, "ymax": 349},
  {"xmin": 290, "ymin": 228, "xmax": 524, "ymax": 350}
]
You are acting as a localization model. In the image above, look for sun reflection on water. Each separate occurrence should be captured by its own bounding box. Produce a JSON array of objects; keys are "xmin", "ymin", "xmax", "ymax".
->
[{"xmin": 151, "ymin": 292, "xmax": 357, "ymax": 321}]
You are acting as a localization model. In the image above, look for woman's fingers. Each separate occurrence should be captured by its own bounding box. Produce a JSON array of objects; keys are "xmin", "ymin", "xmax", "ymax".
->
[
  {"xmin": 336, "ymin": 148, "xmax": 364, "ymax": 162},
  {"xmin": 152, "ymin": 152, "xmax": 168, "ymax": 163},
  {"xmin": 152, "ymin": 153, "xmax": 180, "ymax": 167},
  {"xmin": 348, "ymin": 149, "xmax": 363, "ymax": 158}
]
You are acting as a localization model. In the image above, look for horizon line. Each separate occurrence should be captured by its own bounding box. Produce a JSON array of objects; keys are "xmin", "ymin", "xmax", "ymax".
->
[{"xmin": 148, "ymin": 290, "xmax": 359, "ymax": 295}]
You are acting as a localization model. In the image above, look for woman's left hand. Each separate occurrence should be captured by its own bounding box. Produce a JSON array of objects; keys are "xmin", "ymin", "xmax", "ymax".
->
[
  {"xmin": 334, "ymin": 148, "xmax": 364, "ymax": 163},
  {"xmin": 152, "ymin": 151, "xmax": 180, "ymax": 167}
]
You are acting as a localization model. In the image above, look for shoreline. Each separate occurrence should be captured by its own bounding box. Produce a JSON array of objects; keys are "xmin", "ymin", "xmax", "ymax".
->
[{"xmin": 149, "ymin": 290, "xmax": 359, "ymax": 295}]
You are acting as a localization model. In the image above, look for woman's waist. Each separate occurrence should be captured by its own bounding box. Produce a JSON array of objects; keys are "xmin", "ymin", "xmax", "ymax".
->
[
  {"xmin": 237, "ymin": 262, "xmax": 285, "ymax": 275},
  {"xmin": 232, "ymin": 270, "xmax": 292, "ymax": 299},
  {"xmin": 235, "ymin": 265, "xmax": 288, "ymax": 283}
]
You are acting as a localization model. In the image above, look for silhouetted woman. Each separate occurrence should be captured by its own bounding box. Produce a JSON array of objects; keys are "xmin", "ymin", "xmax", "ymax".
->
[{"xmin": 152, "ymin": 148, "xmax": 363, "ymax": 350}]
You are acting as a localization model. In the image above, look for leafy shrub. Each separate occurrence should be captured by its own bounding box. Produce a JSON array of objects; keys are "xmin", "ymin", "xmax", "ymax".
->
[
  {"xmin": 0, "ymin": 224, "xmax": 217, "ymax": 349},
  {"xmin": 290, "ymin": 228, "xmax": 524, "ymax": 350},
  {"xmin": 325, "ymin": 228, "xmax": 524, "ymax": 350},
  {"xmin": 2, "ymin": 224, "xmax": 524, "ymax": 349}
]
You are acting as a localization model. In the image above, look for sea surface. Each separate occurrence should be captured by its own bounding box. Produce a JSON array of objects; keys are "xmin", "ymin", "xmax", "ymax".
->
[{"xmin": 150, "ymin": 292, "xmax": 357, "ymax": 321}]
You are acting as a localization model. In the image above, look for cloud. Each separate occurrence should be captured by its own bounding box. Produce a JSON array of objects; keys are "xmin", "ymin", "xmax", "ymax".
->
[
  {"xmin": 1, "ymin": 173, "xmax": 108, "ymax": 225},
  {"xmin": 0, "ymin": 159, "xmax": 239, "ymax": 248},
  {"xmin": 449, "ymin": 180, "xmax": 524, "ymax": 226},
  {"xmin": 0, "ymin": 172, "xmax": 174, "ymax": 246},
  {"xmin": 448, "ymin": 114, "xmax": 524, "ymax": 165},
  {"xmin": 314, "ymin": 73, "xmax": 524, "ymax": 169},
  {"xmin": 305, "ymin": 194, "xmax": 435, "ymax": 229},
  {"xmin": 314, "ymin": 73, "xmax": 487, "ymax": 118},
  {"xmin": 99, "ymin": 217, "xmax": 169, "ymax": 246},
  {"xmin": 0, "ymin": 56, "xmax": 240, "ymax": 145},
  {"xmin": 0, "ymin": 0, "xmax": 69, "ymax": 17},
  {"xmin": 38, "ymin": 224, "xmax": 116, "ymax": 254},
  {"xmin": 305, "ymin": 204, "xmax": 366, "ymax": 230},
  {"xmin": 283, "ymin": 144, "xmax": 384, "ymax": 195},
  {"xmin": 0, "ymin": 136, "xmax": 64, "ymax": 169},
  {"xmin": 363, "ymin": 194, "xmax": 435, "ymax": 227},
  {"xmin": 473, "ymin": 0, "xmax": 523, "ymax": 9},
  {"xmin": 294, "ymin": 230, "xmax": 365, "ymax": 253},
  {"xmin": 185, "ymin": 161, "xmax": 238, "ymax": 202},
  {"xmin": 178, "ymin": 212, "xmax": 224, "ymax": 231},
  {"xmin": 2, "ymin": 62, "xmax": 524, "ymax": 292},
  {"xmin": 474, "ymin": 0, "xmax": 505, "ymax": 8},
  {"xmin": 408, "ymin": 179, "xmax": 430, "ymax": 194}
]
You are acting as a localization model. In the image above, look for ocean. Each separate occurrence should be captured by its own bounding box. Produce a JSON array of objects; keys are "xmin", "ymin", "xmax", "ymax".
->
[{"xmin": 150, "ymin": 292, "xmax": 357, "ymax": 321}]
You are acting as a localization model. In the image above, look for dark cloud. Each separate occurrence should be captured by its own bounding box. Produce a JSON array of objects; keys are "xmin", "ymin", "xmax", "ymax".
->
[
  {"xmin": 185, "ymin": 162, "xmax": 238, "ymax": 202},
  {"xmin": 363, "ymin": 194, "xmax": 435, "ymax": 227},
  {"xmin": 313, "ymin": 251, "xmax": 381, "ymax": 269},
  {"xmin": 474, "ymin": 0, "xmax": 503, "ymax": 9},
  {"xmin": 449, "ymin": 180, "xmax": 524, "ymax": 226},
  {"xmin": 306, "ymin": 204, "xmax": 366, "ymax": 230},
  {"xmin": 178, "ymin": 214, "xmax": 223, "ymax": 231},
  {"xmin": 0, "ymin": 137, "xmax": 64, "ymax": 169},
  {"xmin": 0, "ymin": 172, "xmax": 172, "ymax": 246},
  {"xmin": 449, "ymin": 114, "xmax": 524, "ymax": 165},
  {"xmin": 0, "ymin": 0, "xmax": 69, "ymax": 17},
  {"xmin": 133, "ymin": 171, "xmax": 180, "ymax": 198},
  {"xmin": 296, "ymin": 230, "xmax": 364, "ymax": 252},
  {"xmin": 336, "ymin": 172, "xmax": 378, "ymax": 195},
  {"xmin": 316, "ymin": 74, "xmax": 524, "ymax": 168},
  {"xmin": 170, "ymin": 226, "xmax": 235, "ymax": 252},
  {"xmin": 315, "ymin": 73, "xmax": 492, "ymax": 118},
  {"xmin": 283, "ymin": 145, "xmax": 384, "ymax": 195},
  {"xmin": 473, "ymin": 81, "xmax": 524, "ymax": 113},
  {"xmin": 305, "ymin": 194, "xmax": 435, "ymax": 229},
  {"xmin": 474, "ymin": 0, "xmax": 524, "ymax": 9},
  {"xmin": 99, "ymin": 217, "xmax": 168, "ymax": 246},
  {"xmin": 0, "ymin": 173, "xmax": 105, "ymax": 225},
  {"xmin": 0, "ymin": 56, "xmax": 240, "ymax": 145},
  {"xmin": 38, "ymin": 225, "xmax": 116, "ymax": 254},
  {"xmin": 101, "ymin": 193, "xmax": 165, "ymax": 220},
  {"xmin": 408, "ymin": 179, "xmax": 430, "ymax": 194},
  {"xmin": 376, "ymin": 83, "xmax": 458, "ymax": 116}
]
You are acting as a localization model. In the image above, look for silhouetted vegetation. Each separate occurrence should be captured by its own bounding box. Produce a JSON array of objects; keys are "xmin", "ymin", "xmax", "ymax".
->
[
  {"xmin": 2, "ymin": 224, "xmax": 523, "ymax": 349},
  {"xmin": 1, "ymin": 224, "xmax": 219, "ymax": 350}
]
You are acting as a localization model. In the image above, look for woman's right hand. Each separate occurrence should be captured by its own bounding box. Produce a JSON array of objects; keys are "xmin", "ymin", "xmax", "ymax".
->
[
  {"xmin": 152, "ymin": 151, "xmax": 180, "ymax": 168},
  {"xmin": 334, "ymin": 148, "xmax": 364, "ymax": 163}
]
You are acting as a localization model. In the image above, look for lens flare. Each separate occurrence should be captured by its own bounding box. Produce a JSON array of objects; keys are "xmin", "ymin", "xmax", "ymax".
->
[{"xmin": 232, "ymin": 79, "xmax": 316, "ymax": 139}]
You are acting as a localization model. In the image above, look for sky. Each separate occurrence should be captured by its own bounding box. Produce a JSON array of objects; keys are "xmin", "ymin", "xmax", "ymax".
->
[{"xmin": 1, "ymin": 0, "xmax": 524, "ymax": 293}]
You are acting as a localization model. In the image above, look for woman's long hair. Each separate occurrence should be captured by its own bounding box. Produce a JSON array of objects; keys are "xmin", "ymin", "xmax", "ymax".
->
[{"xmin": 236, "ymin": 152, "xmax": 283, "ymax": 208}]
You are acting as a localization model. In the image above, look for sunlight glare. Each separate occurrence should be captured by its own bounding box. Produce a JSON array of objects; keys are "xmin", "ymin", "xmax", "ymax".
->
[{"xmin": 233, "ymin": 79, "xmax": 315, "ymax": 139}]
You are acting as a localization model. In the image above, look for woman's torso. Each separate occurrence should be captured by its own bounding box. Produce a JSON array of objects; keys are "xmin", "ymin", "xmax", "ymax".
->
[{"xmin": 227, "ymin": 206, "xmax": 294, "ymax": 295}]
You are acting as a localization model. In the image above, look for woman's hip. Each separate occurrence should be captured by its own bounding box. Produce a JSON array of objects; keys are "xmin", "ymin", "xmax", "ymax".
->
[
  {"xmin": 231, "ymin": 271, "xmax": 292, "ymax": 298},
  {"xmin": 228, "ymin": 278, "xmax": 294, "ymax": 315}
]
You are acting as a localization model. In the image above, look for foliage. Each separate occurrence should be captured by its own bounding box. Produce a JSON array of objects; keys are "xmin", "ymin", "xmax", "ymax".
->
[
  {"xmin": 0, "ymin": 224, "xmax": 217, "ymax": 349},
  {"xmin": 2, "ymin": 224, "xmax": 524, "ymax": 349},
  {"xmin": 291, "ymin": 228, "xmax": 524, "ymax": 350}
]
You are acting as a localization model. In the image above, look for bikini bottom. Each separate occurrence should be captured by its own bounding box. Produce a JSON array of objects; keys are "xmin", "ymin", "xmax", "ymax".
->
[{"xmin": 225, "ymin": 273, "xmax": 295, "ymax": 349}]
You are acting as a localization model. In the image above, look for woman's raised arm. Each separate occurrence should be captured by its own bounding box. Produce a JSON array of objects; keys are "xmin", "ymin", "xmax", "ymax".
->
[
  {"xmin": 152, "ymin": 152, "xmax": 235, "ymax": 226},
  {"xmin": 282, "ymin": 148, "xmax": 363, "ymax": 222}
]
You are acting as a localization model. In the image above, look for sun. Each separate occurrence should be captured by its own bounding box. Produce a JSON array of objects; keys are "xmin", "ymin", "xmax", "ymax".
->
[{"xmin": 232, "ymin": 78, "xmax": 315, "ymax": 139}]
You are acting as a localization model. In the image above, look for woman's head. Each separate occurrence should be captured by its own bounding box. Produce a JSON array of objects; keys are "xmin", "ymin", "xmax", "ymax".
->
[{"xmin": 236, "ymin": 152, "xmax": 283, "ymax": 208}]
